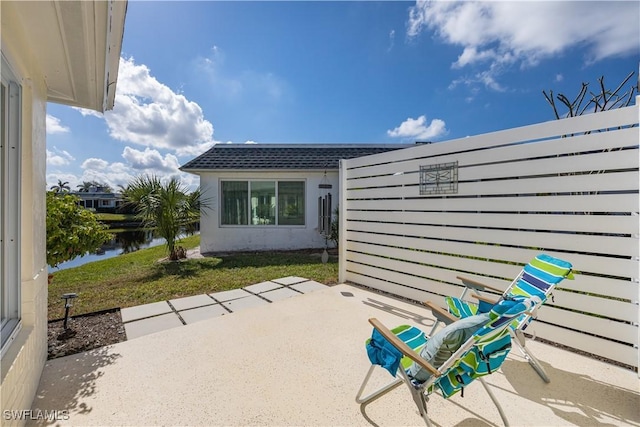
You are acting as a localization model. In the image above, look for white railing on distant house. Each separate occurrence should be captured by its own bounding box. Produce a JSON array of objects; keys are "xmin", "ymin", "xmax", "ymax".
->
[{"xmin": 339, "ymin": 98, "xmax": 639, "ymax": 370}]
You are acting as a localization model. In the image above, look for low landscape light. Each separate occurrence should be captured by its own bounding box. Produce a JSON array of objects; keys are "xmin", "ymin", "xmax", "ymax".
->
[{"xmin": 61, "ymin": 293, "xmax": 78, "ymax": 330}]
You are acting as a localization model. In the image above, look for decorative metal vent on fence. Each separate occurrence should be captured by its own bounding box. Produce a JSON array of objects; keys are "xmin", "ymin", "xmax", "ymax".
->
[{"xmin": 419, "ymin": 161, "xmax": 458, "ymax": 195}]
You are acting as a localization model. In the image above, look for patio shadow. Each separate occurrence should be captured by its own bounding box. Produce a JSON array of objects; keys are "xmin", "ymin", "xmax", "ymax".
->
[
  {"xmin": 361, "ymin": 297, "xmax": 436, "ymax": 329},
  {"xmin": 500, "ymin": 359, "xmax": 640, "ymax": 426},
  {"xmin": 29, "ymin": 346, "xmax": 121, "ymax": 426}
]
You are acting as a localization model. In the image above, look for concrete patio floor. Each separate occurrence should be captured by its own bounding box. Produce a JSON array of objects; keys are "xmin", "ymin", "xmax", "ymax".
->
[
  {"xmin": 119, "ymin": 276, "xmax": 325, "ymax": 339},
  {"xmin": 31, "ymin": 283, "xmax": 639, "ymax": 426}
]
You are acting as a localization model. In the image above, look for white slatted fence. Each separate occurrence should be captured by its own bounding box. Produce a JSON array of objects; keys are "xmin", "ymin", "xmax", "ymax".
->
[{"xmin": 339, "ymin": 101, "xmax": 640, "ymax": 369}]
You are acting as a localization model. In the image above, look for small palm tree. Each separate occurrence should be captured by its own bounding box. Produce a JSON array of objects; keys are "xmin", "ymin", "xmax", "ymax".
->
[
  {"xmin": 122, "ymin": 175, "xmax": 205, "ymax": 261},
  {"xmin": 50, "ymin": 179, "xmax": 70, "ymax": 193}
]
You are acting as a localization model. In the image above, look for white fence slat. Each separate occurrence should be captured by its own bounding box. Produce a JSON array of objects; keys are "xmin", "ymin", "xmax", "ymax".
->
[
  {"xmin": 345, "ymin": 230, "xmax": 637, "ymax": 279},
  {"xmin": 348, "ymin": 241, "xmax": 535, "ymax": 281},
  {"xmin": 548, "ymin": 289, "xmax": 637, "ymax": 323},
  {"xmin": 345, "ymin": 210, "xmax": 639, "ymax": 235},
  {"xmin": 345, "ymin": 271, "xmax": 447, "ymax": 308},
  {"xmin": 538, "ymin": 305, "xmax": 637, "ymax": 346},
  {"xmin": 347, "ymin": 241, "xmax": 513, "ymax": 288},
  {"xmin": 348, "ymin": 171, "xmax": 638, "ymax": 200},
  {"xmin": 530, "ymin": 322, "xmax": 637, "ymax": 368},
  {"xmin": 346, "ymin": 193, "xmax": 638, "ymax": 214},
  {"xmin": 345, "ymin": 245, "xmax": 636, "ymax": 322},
  {"xmin": 462, "ymin": 150, "xmax": 637, "ymax": 181},
  {"xmin": 347, "ymin": 136, "xmax": 638, "ymax": 183},
  {"xmin": 346, "ymin": 260, "xmax": 464, "ymax": 299},
  {"xmin": 556, "ymin": 275, "xmax": 637, "ymax": 302},
  {"xmin": 347, "ymin": 220, "xmax": 637, "ymax": 258}
]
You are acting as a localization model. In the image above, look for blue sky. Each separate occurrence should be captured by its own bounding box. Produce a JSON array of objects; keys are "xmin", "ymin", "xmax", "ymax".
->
[{"xmin": 46, "ymin": 1, "xmax": 640, "ymax": 191}]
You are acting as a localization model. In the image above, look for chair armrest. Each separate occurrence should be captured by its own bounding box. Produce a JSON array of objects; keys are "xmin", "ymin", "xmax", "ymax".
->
[
  {"xmin": 457, "ymin": 275, "xmax": 504, "ymax": 293},
  {"xmin": 422, "ymin": 301, "xmax": 457, "ymax": 325},
  {"xmin": 368, "ymin": 318, "xmax": 441, "ymax": 377},
  {"xmin": 471, "ymin": 294, "xmax": 499, "ymax": 305}
]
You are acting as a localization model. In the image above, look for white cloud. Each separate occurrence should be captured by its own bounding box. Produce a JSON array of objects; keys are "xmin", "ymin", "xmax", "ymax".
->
[
  {"xmin": 72, "ymin": 107, "xmax": 103, "ymax": 118},
  {"xmin": 122, "ymin": 147, "xmax": 181, "ymax": 173},
  {"xmin": 45, "ymin": 114, "xmax": 70, "ymax": 134},
  {"xmin": 49, "ymin": 150, "xmax": 199, "ymax": 193},
  {"xmin": 46, "ymin": 147, "xmax": 75, "ymax": 166},
  {"xmin": 387, "ymin": 115, "xmax": 447, "ymax": 140},
  {"xmin": 104, "ymin": 57, "xmax": 215, "ymax": 153},
  {"xmin": 175, "ymin": 141, "xmax": 216, "ymax": 157},
  {"xmin": 79, "ymin": 161, "xmax": 134, "ymax": 190},
  {"xmin": 81, "ymin": 158, "xmax": 110, "ymax": 171},
  {"xmin": 407, "ymin": 1, "xmax": 640, "ymax": 89},
  {"xmin": 388, "ymin": 29, "xmax": 396, "ymax": 52}
]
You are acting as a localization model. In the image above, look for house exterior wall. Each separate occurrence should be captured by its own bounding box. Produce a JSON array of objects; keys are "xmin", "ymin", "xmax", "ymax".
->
[
  {"xmin": 1, "ymin": 4, "xmax": 51, "ymax": 425},
  {"xmin": 199, "ymin": 170, "xmax": 339, "ymax": 253}
]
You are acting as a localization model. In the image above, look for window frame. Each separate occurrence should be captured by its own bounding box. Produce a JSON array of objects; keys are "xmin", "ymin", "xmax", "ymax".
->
[
  {"xmin": 1, "ymin": 53, "xmax": 22, "ymax": 356},
  {"xmin": 220, "ymin": 179, "xmax": 306, "ymax": 227}
]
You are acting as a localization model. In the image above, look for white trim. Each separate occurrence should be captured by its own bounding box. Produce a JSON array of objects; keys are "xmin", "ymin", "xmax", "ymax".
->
[{"xmin": 0, "ymin": 52, "xmax": 22, "ymax": 352}]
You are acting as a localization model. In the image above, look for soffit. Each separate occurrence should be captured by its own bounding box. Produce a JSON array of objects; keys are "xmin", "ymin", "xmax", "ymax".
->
[{"xmin": 9, "ymin": 0, "xmax": 126, "ymax": 112}]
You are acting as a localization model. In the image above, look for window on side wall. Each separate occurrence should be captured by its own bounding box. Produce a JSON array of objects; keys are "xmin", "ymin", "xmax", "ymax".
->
[
  {"xmin": 221, "ymin": 180, "xmax": 305, "ymax": 226},
  {"xmin": 1, "ymin": 54, "xmax": 22, "ymax": 354}
]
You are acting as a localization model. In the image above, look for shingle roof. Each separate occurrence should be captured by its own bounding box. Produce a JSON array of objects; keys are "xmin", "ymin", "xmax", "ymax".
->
[{"xmin": 180, "ymin": 144, "xmax": 412, "ymax": 171}]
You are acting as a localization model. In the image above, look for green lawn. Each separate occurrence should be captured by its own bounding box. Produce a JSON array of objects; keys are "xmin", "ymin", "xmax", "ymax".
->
[
  {"xmin": 48, "ymin": 235, "xmax": 339, "ymax": 320},
  {"xmin": 94, "ymin": 212, "xmax": 136, "ymax": 221}
]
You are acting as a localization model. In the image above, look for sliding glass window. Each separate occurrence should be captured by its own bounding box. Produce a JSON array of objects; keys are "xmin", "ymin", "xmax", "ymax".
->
[
  {"xmin": 221, "ymin": 180, "xmax": 305, "ymax": 226},
  {"xmin": 278, "ymin": 181, "xmax": 304, "ymax": 225},
  {"xmin": 221, "ymin": 181, "xmax": 248, "ymax": 225}
]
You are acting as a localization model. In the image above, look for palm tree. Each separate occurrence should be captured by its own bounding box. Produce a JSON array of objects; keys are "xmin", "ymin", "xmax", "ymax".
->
[
  {"xmin": 122, "ymin": 175, "xmax": 205, "ymax": 261},
  {"xmin": 50, "ymin": 179, "xmax": 70, "ymax": 193},
  {"xmin": 77, "ymin": 181, "xmax": 113, "ymax": 193},
  {"xmin": 76, "ymin": 181, "xmax": 94, "ymax": 192}
]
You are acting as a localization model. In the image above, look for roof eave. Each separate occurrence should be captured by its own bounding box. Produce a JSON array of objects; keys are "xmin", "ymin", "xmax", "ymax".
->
[
  {"xmin": 180, "ymin": 167, "xmax": 340, "ymax": 174},
  {"xmin": 9, "ymin": 0, "xmax": 127, "ymax": 113}
]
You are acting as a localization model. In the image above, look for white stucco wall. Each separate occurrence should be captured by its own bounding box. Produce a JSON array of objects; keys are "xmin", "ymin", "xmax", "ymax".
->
[
  {"xmin": 1, "ymin": 4, "xmax": 50, "ymax": 425},
  {"xmin": 198, "ymin": 170, "xmax": 339, "ymax": 253}
]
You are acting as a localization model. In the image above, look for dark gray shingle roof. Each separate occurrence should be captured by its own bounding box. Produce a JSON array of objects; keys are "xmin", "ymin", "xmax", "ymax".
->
[{"xmin": 180, "ymin": 144, "xmax": 412, "ymax": 171}]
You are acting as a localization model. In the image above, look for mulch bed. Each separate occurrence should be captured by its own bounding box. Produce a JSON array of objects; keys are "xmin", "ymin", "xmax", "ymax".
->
[{"xmin": 48, "ymin": 309, "xmax": 127, "ymax": 360}]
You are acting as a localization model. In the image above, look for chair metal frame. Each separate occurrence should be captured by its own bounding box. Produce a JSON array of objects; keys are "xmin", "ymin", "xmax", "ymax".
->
[{"xmin": 356, "ymin": 300, "xmax": 525, "ymax": 427}]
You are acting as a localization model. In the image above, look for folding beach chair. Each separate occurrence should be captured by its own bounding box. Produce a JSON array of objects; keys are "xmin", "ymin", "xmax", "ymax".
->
[
  {"xmin": 446, "ymin": 254, "xmax": 573, "ymax": 383},
  {"xmin": 356, "ymin": 296, "xmax": 540, "ymax": 427}
]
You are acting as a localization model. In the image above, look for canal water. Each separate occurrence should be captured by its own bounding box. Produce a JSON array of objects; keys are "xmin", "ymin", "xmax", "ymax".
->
[{"xmin": 49, "ymin": 230, "xmax": 169, "ymax": 272}]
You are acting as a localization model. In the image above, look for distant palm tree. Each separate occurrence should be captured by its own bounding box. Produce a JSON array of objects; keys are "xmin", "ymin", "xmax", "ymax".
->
[
  {"xmin": 50, "ymin": 179, "xmax": 70, "ymax": 193},
  {"xmin": 122, "ymin": 175, "xmax": 205, "ymax": 261},
  {"xmin": 76, "ymin": 181, "xmax": 113, "ymax": 193},
  {"xmin": 76, "ymin": 181, "xmax": 94, "ymax": 192}
]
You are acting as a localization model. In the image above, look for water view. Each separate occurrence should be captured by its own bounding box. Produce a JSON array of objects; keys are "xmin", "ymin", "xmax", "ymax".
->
[{"xmin": 49, "ymin": 230, "xmax": 168, "ymax": 272}]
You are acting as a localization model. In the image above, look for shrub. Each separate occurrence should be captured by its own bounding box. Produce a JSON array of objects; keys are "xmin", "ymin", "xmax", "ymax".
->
[{"xmin": 46, "ymin": 192, "xmax": 112, "ymax": 268}]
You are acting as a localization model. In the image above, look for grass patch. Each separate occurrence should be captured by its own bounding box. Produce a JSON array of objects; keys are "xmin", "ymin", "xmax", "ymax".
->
[
  {"xmin": 48, "ymin": 235, "xmax": 338, "ymax": 319},
  {"xmin": 94, "ymin": 212, "xmax": 136, "ymax": 221}
]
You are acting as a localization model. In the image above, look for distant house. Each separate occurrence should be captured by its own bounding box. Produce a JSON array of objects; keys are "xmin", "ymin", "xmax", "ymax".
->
[
  {"xmin": 180, "ymin": 144, "xmax": 410, "ymax": 253},
  {"xmin": 72, "ymin": 189, "xmax": 124, "ymax": 213},
  {"xmin": 0, "ymin": 1, "xmax": 126, "ymax": 420}
]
